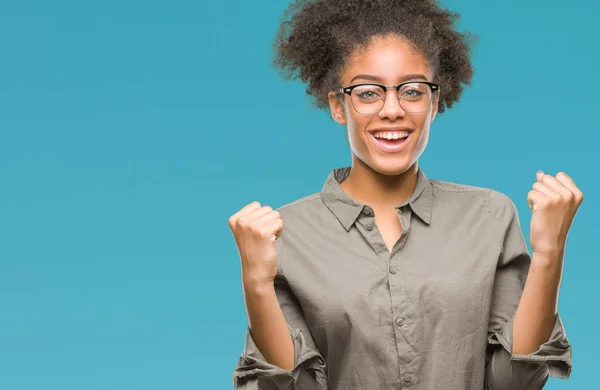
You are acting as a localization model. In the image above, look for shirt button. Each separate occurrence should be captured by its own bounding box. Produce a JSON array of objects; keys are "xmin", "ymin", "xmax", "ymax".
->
[
  {"xmin": 389, "ymin": 266, "xmax": 398, "ymax": 274},
  {"xmin": 403, "ymin": 374, "xmax": 412, "ymax": 383},
  {"xmin": 363, "ymin": 206, "xmax": 373, "ymax": 215},
  {"xmin": 395, "ymin": 317, "xmax": 404, "ymax": 326},
  {"xmin": 365, "ymin": 222, "xmax": 374, "ymax": 230}
]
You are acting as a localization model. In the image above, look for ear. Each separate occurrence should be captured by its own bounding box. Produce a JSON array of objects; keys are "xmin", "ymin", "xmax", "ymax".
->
[{"xmin": 328, "ymin": 91, "xmax": 347, "ymax": 125}]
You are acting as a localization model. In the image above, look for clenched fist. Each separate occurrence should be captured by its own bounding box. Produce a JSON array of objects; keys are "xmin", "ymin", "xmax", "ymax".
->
[
  {"xmin": 527, "ymin": 170, "xmax": 584, "ymax": 256},
  {"xmin": 228, "ymin": 201, "xmax": 284, "ymax": 286}
]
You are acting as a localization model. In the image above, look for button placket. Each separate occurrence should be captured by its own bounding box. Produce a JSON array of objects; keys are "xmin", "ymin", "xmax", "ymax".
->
[
  {"xmin": 358, "ymin": 210, "xmax": 386, "ymax": 255},
  {"xmin": 362, "ymin": 205, "xmax": 375, "ymax": 232},
  {"xmin": 388, "ymin": 207, "xmax": 417, "ymax": 387}
]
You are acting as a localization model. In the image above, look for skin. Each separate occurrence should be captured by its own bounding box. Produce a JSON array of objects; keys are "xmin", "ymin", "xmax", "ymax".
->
[
  {"xmin": 229, "ymin": 202, "xmax": 294, "ymax": 371},
  {"xmin": 513, "ymin": 170, "xmax": 583, "ymax": 354}
]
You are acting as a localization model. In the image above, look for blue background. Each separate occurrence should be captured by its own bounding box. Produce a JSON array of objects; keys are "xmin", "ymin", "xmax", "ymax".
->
[{"xmin": 1, "ymin": 0, "xmax": 597, "ymax": 389}]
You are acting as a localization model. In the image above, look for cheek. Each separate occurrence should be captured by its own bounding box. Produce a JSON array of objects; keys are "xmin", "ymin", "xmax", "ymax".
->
[
  {"xmin": 346, "ymin": 112, "xmax": 369, "ymax": 141},
  {"xmin": 414, "ymin": 116, "xmax": 433, "ymax": 149}
]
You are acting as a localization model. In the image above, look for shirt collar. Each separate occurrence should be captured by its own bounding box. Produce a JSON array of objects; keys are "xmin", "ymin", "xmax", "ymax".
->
[{"xmin": 321, "ymin": 165, "xmax": 433, "ymax": 231}]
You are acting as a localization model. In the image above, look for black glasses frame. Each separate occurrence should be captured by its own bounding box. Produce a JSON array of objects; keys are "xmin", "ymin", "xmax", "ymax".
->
[
  {"xmin": 336, "ymin": 81, "xmax": 440, "ymax": 114},
  {"xmin": 337, "ymin": 81, "xmax": 440, "ymax": 95}
]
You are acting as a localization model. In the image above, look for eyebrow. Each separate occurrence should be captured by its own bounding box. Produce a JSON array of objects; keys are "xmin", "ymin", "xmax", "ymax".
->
[{"xmin": 349, "ymin": 73, "xmax": 429, "ymax": 85}]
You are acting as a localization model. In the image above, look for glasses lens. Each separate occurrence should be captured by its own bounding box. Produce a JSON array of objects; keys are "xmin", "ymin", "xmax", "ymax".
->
[
  {"xmin": 350, "ymin": 85, "xmax": 385, "ymax": 114},
  {"xmin": 399, "ymin": 82, "xmax": 432, "ymax": 113}
]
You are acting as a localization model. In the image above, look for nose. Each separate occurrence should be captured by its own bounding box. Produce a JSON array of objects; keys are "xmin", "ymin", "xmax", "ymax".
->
[{"xmin": 378, "ymin": 89, "xmax": 405, "ymax": 121}]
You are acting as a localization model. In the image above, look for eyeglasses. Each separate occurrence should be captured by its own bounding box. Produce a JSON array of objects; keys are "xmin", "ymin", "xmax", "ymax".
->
[{"xmin": 336, "ymin": 81, "xmax": 440, "ymax": 115}]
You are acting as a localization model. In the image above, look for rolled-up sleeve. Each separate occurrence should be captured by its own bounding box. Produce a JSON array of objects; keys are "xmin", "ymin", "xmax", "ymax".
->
[
  {"xmin": 232, "ymin": 233, "xmax": 327, "ymax": 389},
  {"xmin": 485, "ymin": 190, "xmax": 572, "ymax": 390}
]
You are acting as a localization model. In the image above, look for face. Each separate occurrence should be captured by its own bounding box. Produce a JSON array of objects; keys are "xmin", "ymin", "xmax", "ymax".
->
[{"xmin": 328, "ymin": 34, "xmax": 439, "ymax": 176}]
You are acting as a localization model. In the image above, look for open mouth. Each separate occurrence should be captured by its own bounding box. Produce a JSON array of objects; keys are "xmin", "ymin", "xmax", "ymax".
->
[{"xmin": 370, "ymin": 131, "xmax": 411, "ymax": 152}]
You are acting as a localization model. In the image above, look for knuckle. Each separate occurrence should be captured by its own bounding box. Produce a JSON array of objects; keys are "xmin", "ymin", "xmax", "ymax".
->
[
  {"xmin": 564, "ymin": 192, "xmax": 574, "ymax": 202},
  {"xmin": 258, "ymin": 227, "xmax": 271, "ymax": 239},
  {"xmin": 237, "ymin": 216, "xmax": 249, "ymax": 229},
  {"xmin": 249, "ymin": 222, "xmax": 261, "ymax": 234}
]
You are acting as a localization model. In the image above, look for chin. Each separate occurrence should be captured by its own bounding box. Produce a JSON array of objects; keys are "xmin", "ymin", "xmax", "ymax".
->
[{"xmin": 368, "ymin": 156, "xmax": 415, "ymax": 176}]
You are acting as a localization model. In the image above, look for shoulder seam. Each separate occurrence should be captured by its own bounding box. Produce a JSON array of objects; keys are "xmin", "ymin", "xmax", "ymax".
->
[
  {"xmin": 276, "ymin": 193, "xmax": 321, "ymax": 212},
  {"xmin": 486, "ymin": 189, "xmax": 506, "ymax": 256},
  {"xmin": 485, "ymin": 188, "xmax": 494, "ymax": 236},
  {"xmin": 430, "ymin": 180, "xmax": 490, "ymax": 193},
  {"xmin": 276, "ymin": 193, "xmax": 321, "ymax": 278}
]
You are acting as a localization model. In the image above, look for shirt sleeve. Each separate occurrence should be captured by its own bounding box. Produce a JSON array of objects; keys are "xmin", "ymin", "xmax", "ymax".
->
[
  {"xmin": 232, "ymin": 236, "xmax": 328, "ymax": 389},
  {"xmin": 484, "ymin": 190, "xmax": 572, "ymax": 390}
]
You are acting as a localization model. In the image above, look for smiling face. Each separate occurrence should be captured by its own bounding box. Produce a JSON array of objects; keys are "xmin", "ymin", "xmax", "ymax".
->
[{"xmin": 328, "ymin": 34, "xmax": 439, "ymax": 176}]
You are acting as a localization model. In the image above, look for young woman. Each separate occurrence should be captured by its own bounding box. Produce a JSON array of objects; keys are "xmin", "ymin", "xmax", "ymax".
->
[{"xmin": 229, "ymin": 1, "xmax": 582, "ymax": 389}]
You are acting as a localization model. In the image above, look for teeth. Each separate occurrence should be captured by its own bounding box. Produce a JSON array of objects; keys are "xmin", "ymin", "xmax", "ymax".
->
[{"xmin": 372, "ymin": 131, "xmax": 409, "ymax": 140}]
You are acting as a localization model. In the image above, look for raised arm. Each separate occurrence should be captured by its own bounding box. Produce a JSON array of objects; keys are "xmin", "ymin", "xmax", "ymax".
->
[
  {"xmin": 229, "ymin": 201, "xmax": 327, "ymax": 389},
  {"xmin": 484, "ymin": 189, "xmax": 574, "ymax": 389}
]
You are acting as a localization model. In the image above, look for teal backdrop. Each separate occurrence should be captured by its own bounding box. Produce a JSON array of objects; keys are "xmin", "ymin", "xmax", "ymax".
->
[{"xmin": 0, "ymin": 0, "xmax": 597, "ymax": 389}]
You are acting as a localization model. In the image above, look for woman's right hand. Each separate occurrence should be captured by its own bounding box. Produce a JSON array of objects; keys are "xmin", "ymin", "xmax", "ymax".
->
[{"xmin": 228, "ymin": 201, "xmax": 284, "ymax": 287}]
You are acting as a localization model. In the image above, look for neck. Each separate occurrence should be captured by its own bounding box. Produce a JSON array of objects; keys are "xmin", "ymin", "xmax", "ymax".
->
[{"xmin": 340, "ymin": 159, "xmax": 419, "ymax": 209}]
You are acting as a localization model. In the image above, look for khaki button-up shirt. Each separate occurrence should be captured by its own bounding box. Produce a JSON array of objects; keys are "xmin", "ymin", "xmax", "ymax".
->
[{"xmin": 232, "ymin": 166, "xmax": 572, "ymax": 389}]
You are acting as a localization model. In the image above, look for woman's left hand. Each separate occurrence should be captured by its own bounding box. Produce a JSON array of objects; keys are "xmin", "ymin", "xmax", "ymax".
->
[{"xmin": 527, "ymin": 170, "xmax": 584, "ymax": 256}]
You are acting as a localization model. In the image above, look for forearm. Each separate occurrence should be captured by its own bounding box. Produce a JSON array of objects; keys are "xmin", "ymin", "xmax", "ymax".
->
[
  {"xmin": 512, "ymin": 249, "xmax": 564, "ymax": 355},
  {"xmin": 243, "ymin": 279, "xmax": 295, "ymax": 371}
]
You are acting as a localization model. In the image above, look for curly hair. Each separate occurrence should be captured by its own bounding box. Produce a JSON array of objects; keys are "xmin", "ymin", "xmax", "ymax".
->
[{"xmin": 272, "ymin": 0, "xmax": 477, "ymax": 114}]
